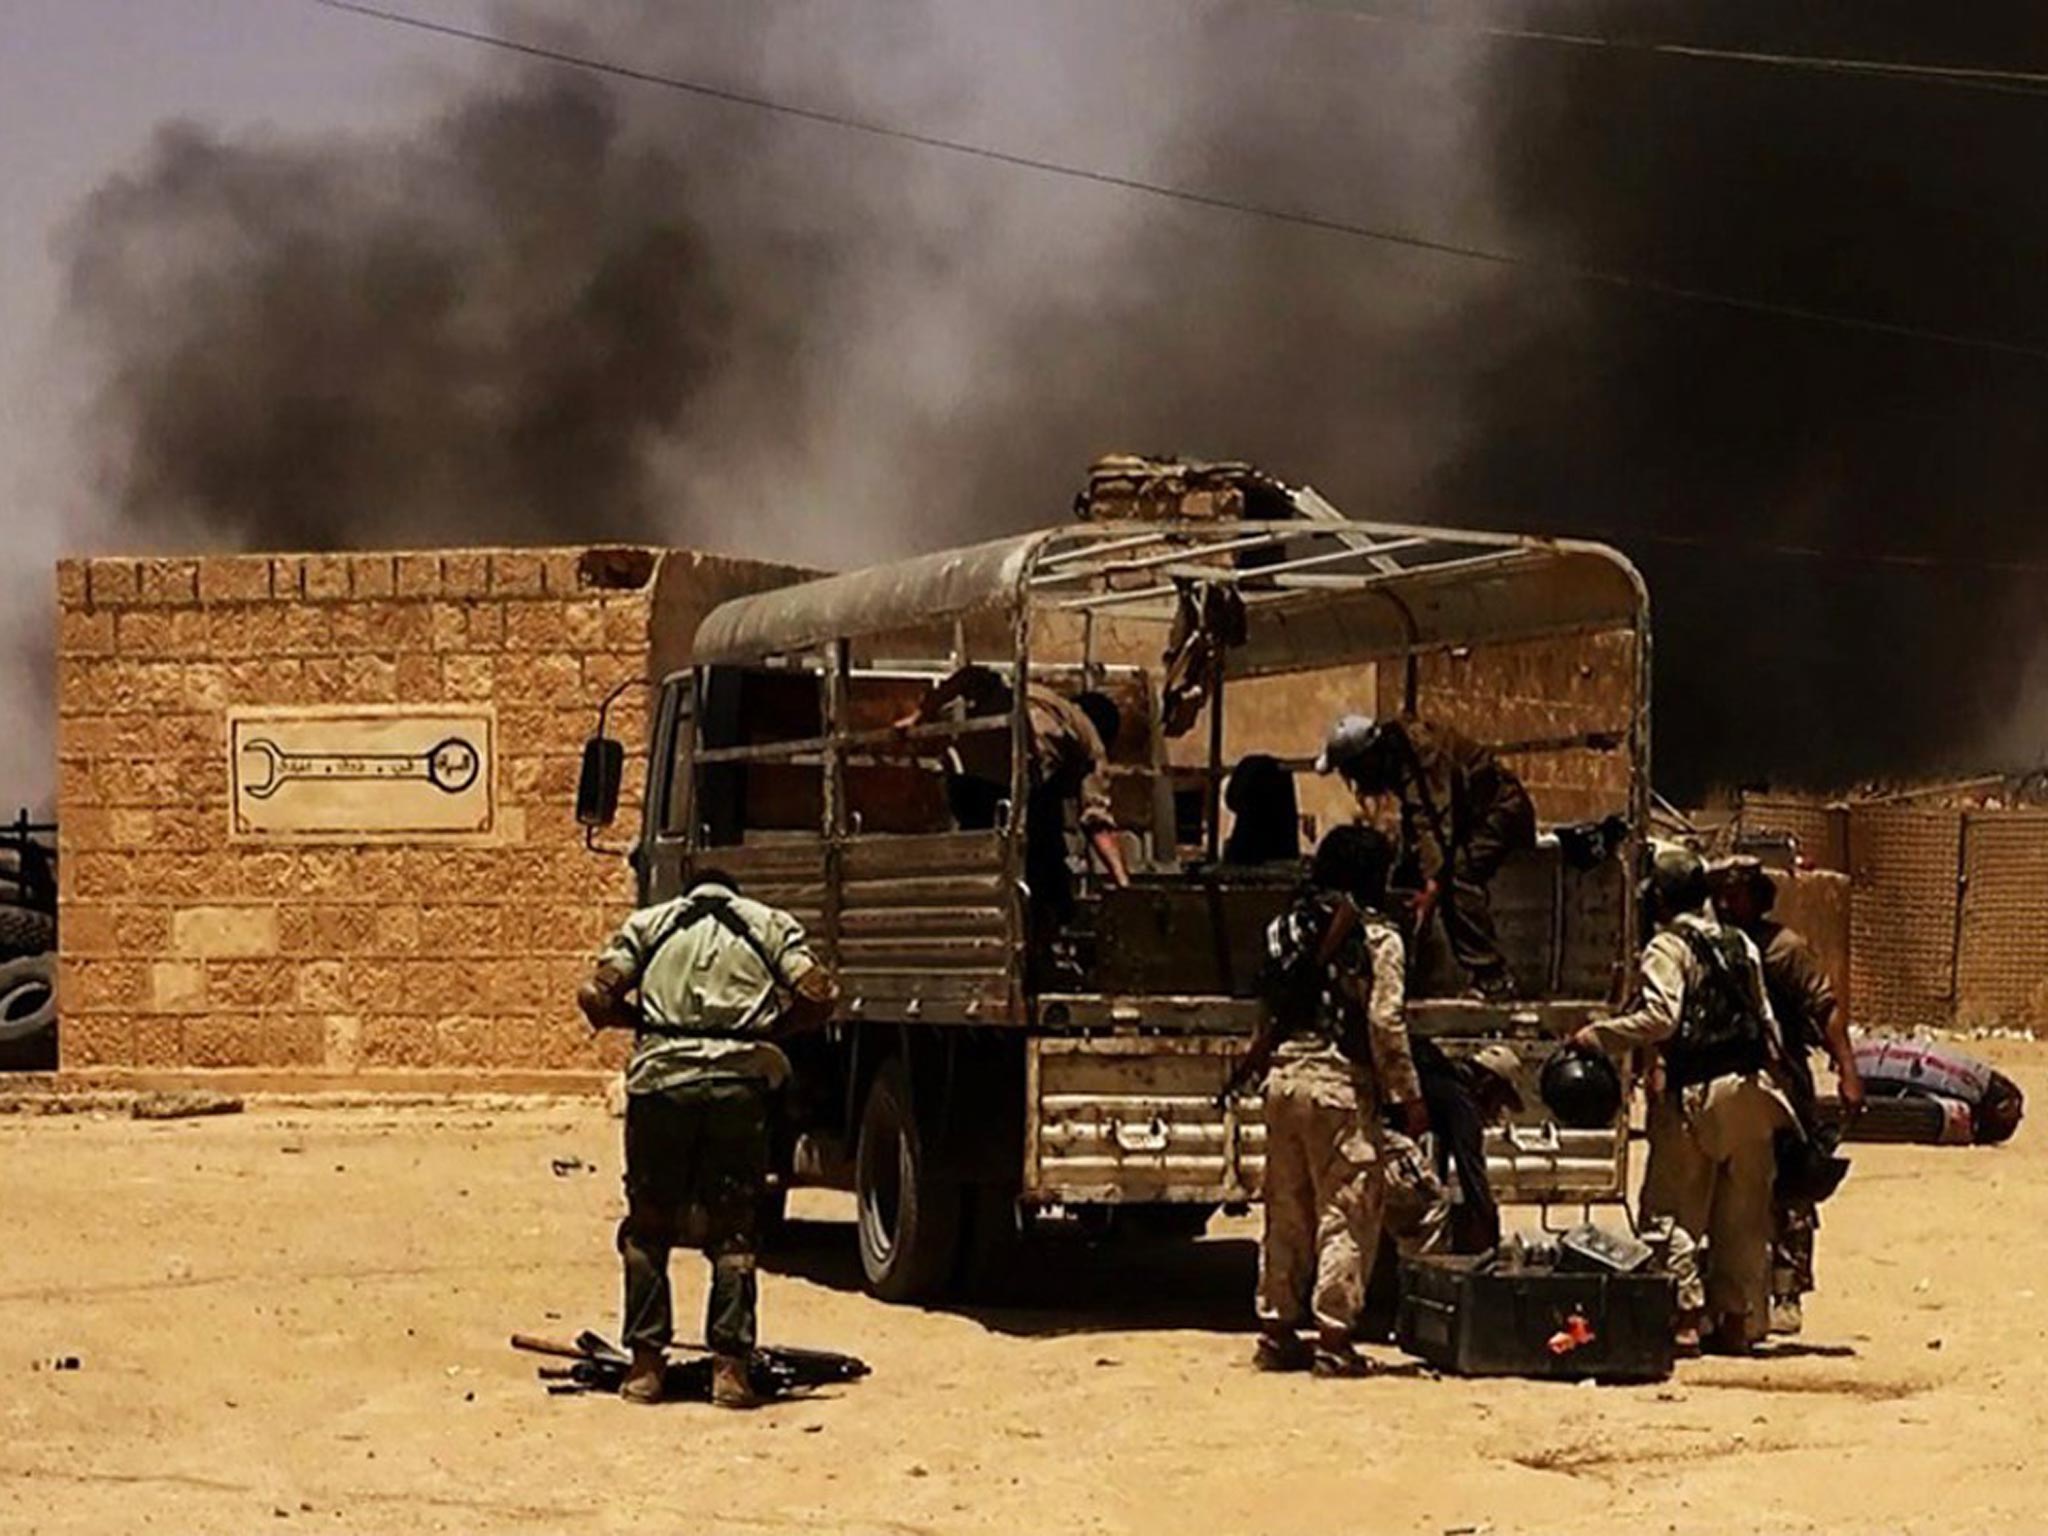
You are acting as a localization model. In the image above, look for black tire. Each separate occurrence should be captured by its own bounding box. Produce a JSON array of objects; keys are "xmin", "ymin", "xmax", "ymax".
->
[
  {"xmin": 1838, "ymin": 1094, "xmax": 1959, "ymax": 1145},
  {"xmin": 0, "ymin": 904, "xmax": 54, "ymax": 962},
  {"xmin": 0, "ymin": 953, "xmax": 57, "ymax": 1049},
  {"xmin": 1119, "ymin": 1203, "xmax": 1216, "ymax": 1242},
  {"xmin": 855, "ymin": 1057, "xmax": 961, "ymax": 1302}
]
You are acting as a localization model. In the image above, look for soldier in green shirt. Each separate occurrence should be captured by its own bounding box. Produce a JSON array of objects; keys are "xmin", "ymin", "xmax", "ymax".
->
[{"xmin": 580, "ymin": 872, "xmax": 838, "ymax": 1407}]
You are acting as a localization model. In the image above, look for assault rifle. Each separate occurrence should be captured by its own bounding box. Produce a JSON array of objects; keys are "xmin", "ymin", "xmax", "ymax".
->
[{"xmin": 511, "ymin": 1330, "xmax": 869, "ymax": 1402}]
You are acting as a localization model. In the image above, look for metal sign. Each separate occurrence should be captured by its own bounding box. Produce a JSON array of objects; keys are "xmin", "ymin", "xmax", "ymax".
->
[{"xmin": 228, "ymin": 707, "xmax": 496, "ymax": 841}]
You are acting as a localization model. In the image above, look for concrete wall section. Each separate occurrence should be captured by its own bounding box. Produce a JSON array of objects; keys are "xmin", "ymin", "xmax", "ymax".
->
[{"xmin": 54, "ymin": 546, "xmax": 797, "ymax": 1078}]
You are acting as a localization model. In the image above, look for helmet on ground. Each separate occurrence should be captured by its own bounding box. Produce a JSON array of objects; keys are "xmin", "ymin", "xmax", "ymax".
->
[
  {"xmin": 1540, "ymin": 1046, "xmax": 1623, "ymax": 1129},
  {"xmin": 1314, "ymin": 714, "xmax": 1378, "ymax": 776}
]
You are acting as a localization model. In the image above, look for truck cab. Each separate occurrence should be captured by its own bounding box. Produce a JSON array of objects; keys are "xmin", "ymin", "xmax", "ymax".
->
[{"xmin": 579, "ymin": 462, "xmax": 1650, "ymax": 1301}]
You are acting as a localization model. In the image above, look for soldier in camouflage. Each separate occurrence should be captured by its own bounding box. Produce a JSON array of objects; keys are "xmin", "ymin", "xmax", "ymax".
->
[
  {"xmin": 1709, "ymin": 857, "xmax": 1865, "ymax": 1336},
  {"xmin": 1250, "ymin": 825, "xmax": 1428, "ymax": 1377},
  {"xmin": 580, "ymin": 871, "xmax": 838, "ymax": 1407}
]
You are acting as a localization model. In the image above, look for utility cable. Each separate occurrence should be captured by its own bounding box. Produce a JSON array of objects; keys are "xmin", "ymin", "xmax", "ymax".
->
[{"xmin": 304, "ymin": 0, "xmax": 2048, "ymax": 366}]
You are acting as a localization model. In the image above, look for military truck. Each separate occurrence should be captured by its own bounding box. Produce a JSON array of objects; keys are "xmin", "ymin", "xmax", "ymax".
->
[{"xmin": 576, "ymin": 460, "xmax": 1649, "ymax": 1301}]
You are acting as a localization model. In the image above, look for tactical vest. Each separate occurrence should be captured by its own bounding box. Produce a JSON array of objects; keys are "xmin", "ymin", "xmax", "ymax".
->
[
  {"xmin": 1666, "ymin": 926, "xmax": 1770, "ymax": 1091},
  {"xmin": 1259, "ymin": 896, "xmax": 1371, "ymax": 1064}
]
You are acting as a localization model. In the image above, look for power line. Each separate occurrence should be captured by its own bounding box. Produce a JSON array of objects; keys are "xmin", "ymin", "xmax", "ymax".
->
[
  {"xmin": 305, "ymin": 0, "xmax": 2048, "ymax": 366},
  {"xmin": 1293, "ymin": 1, "xmax": 2048, "ymax": 100},
  {"xmin": 1576, "ymin": 526, "xmax": 2048, "ymax": 578}
]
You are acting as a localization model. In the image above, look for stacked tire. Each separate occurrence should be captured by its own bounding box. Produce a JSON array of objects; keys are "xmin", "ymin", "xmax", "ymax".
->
[{"xmin": 0, "ymin": 845, "xmax": 57, "ymax": 1071}]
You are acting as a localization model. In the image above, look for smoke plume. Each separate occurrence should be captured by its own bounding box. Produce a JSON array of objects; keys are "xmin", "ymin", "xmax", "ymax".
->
[{"xmin": 45, "ymin": 0, "xmax": 2048, "ymax": 804}]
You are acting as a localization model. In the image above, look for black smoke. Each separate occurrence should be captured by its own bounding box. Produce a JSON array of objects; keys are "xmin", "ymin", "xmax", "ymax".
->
[
  {"xmin": 53, "ymin": 1, "xmax": 2048, "ymax": 802},
  {"xmin": 1430, "ymin": 0, "xmax": 2048, "ymax": 794},
  {"xmin": 64, "ymin": 69, "xmax": 796, "ymax": 549}
]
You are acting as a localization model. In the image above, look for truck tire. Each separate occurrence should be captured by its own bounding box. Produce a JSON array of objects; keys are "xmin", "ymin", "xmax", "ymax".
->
[
  {"xmin": 0, "ymin": 904, "xmax": 54, "ymax": 962},
  {"xmin": 855, "ymin": 1058, "xmax": 961, "ymax": 1302},
  {"xmin": 0, "ymin": 954, "xmax": 57, "ymax": 1047}
]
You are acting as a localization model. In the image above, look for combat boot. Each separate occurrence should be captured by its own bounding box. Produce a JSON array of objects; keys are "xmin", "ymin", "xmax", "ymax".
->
[
  {"xmin": 711, "ymin": 1352, "xmax": 767, "ymax": 1409},
  {"xmin": 1310, "ymin": 1330, "xmax": 1373, "ymax": 1378},
  {"xmin": 619, "ymin": 1346, "xmax": 666, "ymax": 1405},
  {"xmin": 1252, "ymin": 1327, "xmax": 1311, "ymax": 1373},
  {"xmin": 1769, "ymin": 1295, "xmax": 1804, "ymax": 1336}
]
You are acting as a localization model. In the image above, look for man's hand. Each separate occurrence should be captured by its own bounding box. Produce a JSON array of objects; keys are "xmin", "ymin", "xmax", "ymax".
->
[
  {"xmin": 578, "ymin": 962, "xmax": 642, "ymax": 1033},
  {"xmin": 1408, "ymin": 877, "xmax": 1440, "ymax": 926},
  {"xmin": 1090, "ymin": 827, "xmax": 1132, "ymax": 888},
  {"xmin": 1570, "ymin": 1024, "xmax": 1604, "ymax": 1053},
  {"xmin": 1397, "ymin": 1098, "xmax": 1430, "ymax": 1139},
  {"xmin": 1835, "ymin": 1062, "xmax": 1867, "ymax": 1117}
]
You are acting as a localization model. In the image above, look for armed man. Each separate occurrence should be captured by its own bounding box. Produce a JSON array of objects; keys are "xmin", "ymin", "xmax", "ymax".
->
[
  {"xmin": 1571, "ymin": 844, "xmax": 1795, "ymax": 1355},
  {"xmin": 579, "ymin": 870, "xmax": 838, "ymax": 1408},
  {"xmin": 1316, "ymin": 713, "xmax": 1536, "ymax": 1000},
  {"xmin": 1709, "ymin": 856, "xmax": 1865, "ymax": 1335},
  {"xmin": 1227, "ymin": 824, "xmax": 1427, "ymax": 1377}
]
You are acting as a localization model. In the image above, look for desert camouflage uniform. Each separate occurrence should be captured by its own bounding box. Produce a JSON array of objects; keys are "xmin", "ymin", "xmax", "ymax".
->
[
  {"xmin": 1746, "ymin": 920, "xmax": 1836, "ymax": 1308},
  {"xmin": 1257, "ymin": 909, "xmax": 1423, "ymax": 1336},
  {"xmin": 1585, "ymin": 909, "xmax": 1794, "ymax": 1341}
]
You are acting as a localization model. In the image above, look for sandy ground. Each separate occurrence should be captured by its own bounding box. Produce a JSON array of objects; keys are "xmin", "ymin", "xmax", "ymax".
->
[{"xmin": 3, "ymin": 1044, "xmax": 2044, "ymax": 1536}]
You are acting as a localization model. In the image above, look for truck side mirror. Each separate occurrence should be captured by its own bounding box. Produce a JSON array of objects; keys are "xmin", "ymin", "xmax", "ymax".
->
[{"xmin": 576, "ymin": 737, "xmax": 625, "ymax": 828}]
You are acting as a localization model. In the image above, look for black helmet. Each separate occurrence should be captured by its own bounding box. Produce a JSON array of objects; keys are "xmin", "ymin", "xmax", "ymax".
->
[
  {"xmin": 1642, "ymin": 842, "xmax": 1709, "ymax": 922},
  {"xmin": 1540, "ymin": 1046, "xmax": 1623, "ymax": 1129}
]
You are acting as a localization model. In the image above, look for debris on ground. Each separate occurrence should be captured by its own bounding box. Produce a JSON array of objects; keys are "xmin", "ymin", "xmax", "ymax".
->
[
  {"xmin": 131, "ymin": 1090, "xmax": 245, "ymax": 1121},
  {"xmin": 549, "ymin": 1156, "xmax": 589, "ymax": 1177},
  {"xmin": 510, "ymin": 1329, "xmax": 870, "ymax": 1404}
]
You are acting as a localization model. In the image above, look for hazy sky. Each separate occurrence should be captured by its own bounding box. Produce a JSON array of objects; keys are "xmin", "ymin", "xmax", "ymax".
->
[{"xmin": 0, "ymin": 0, "xmax": 505, "ymax": 544}]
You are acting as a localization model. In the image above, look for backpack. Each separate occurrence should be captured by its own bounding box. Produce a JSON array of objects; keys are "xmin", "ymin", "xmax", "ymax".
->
[{"xmin": 1667, "ymin": 926, "xmax": 1770, "ymax": 1091}]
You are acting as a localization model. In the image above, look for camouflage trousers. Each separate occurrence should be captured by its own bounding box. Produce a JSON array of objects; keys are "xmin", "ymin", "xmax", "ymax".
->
[
  {"xmin": 619, "ymin": 1078, "xmax": 769, "ymax": 1357},
  {"xmin": 1773, "ymin": 1199, "xmax": 1819, "ymax": 1301},
  {"xmin": 1256, "ymin": 1059, "xmax": 1387, "ymax": 1336},
  {"xmin": 1640, "ymin": 1072, "xmax": 1792, "ymax": 1340}
]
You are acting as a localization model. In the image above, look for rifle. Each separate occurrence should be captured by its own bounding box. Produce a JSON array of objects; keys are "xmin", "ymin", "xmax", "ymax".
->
[
  {"xmin": 1215, "ymin": 897, "xmax": 1362, "ymax": 1107},
  {"xmin": 510, "ymin": 1330, "xmax": 870, "ymax": 1402}
]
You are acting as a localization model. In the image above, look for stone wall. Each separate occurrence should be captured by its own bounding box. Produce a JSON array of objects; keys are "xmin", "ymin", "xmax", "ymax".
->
[{"xmin": 54, "ymin": 545, "xmax": 803, "ymax": 1079}]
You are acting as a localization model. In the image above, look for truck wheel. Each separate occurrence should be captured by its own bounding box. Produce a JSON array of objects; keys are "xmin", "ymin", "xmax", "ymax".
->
[{"xmin": 855, "ymin": 1058, "xmax": 960, "ymax": 1302}]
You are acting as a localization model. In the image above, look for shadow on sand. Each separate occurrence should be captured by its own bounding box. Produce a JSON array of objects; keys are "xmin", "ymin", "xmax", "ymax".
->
[{"xmin": 764, "ymin": 1217, "xmax": 1261, "ymax": 1338}]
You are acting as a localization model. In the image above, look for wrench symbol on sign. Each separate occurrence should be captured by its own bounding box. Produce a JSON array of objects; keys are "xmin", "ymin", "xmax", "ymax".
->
[{"xmin": 239, "ymin": 736, "xmax": 481, "ymax": 800}]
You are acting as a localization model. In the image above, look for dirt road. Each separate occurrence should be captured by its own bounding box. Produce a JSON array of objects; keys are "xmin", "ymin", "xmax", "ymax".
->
[{"xmin": 4, "ymin": 1045, "xmax": 2043, "ymax": 1536}]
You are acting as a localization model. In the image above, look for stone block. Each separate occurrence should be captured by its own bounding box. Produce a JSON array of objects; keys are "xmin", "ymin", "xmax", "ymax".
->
[
  {"xmin": 172, "ymin": 905, "xmax": 279, "ymax": 958},
  {"xmin": 395, "ymin": 554, "xmax": 442, "ymax": 597},
  {"xmin": 303, "ymin": 554, "xmax": 350, "ymax": 600},
  {"xmin": 87, "ymin": 561, "xmax": 140, "ymax": 607},
  {"xmin": 348, "ymin": 555, "xmax": 396, "ymax": 598},
  {"xmin": 343, "ymin": 960, "xmax": 405, "ymax": 1012},
  {"xmin": 261, "ymin": 1016, "xmax": 325, "ymax": 1066},
  {"xmin": 428, "ymin": 603, "xmax": 468, "ymax": 652},
  {"xmin": 541, "ymin": 551, "xmax": 583, "ymax": 596},
  {"xmin": 133, "ymin": 1019, "xmax": 189, "ymax": 1067},
  {"xmin": 442, "ymin": 653, "xmax": 495, "ymax": 700},
  {"xmin": 150, "ymin": 962, "xmax": 208, "ymax": 1013},
  {"xmin": 64, "ymin": 959, "xmax": 148, "ymax": 1011},
  {"xmin": 561, "ymin": 601, "xmax": 607, "ymax": 652},
  {"xmin": 442, "ymin": 551, "xmax": 491, "ymax": 597},
  {"xmin": 61, "ymin": 902, "xmax": 117, "ymax": 954},
  {"xmin": 465, "ymin": 605, "xmax": 505, "ymax": 650},
  {"xmin": 273, "ymin": 556, "xmax": 308, "ymax": 599},
  {"xmin": 602, "ymin": 600, "xmax": 649, "ymax": 650},
  {"xmin": 206, "ymin": 959, "xmax": 296, "ymax": 1009},
  {"xmin": 437, "ymin": 1014, "xmax": 496, "ymax": 1067},
  {"xmin": 57, "ymin": 559, "xmax": 88, "ymax": 607},
  {"xmin": 112, "ymin": 609, "xmax": 169, "ymax": 656},
  {"xmin": 496, "ymin": 653, "xmax": 580, "ymax": 706},
  {"xmin": 373, "ymin": 906, "xmax": 422, "ymax": 954},
  {"xmin": 137, "ymin": 558, "xmax": 200, "ymax": 605},
  {"xmin": 298, "ymin": 960, "xmax": 349, "ymax": 1011},
  {"xmin": 280, "ymin": 606, "xmax": 331, "ymax": 655},
  {"xmin": 504, "ymin": 603, "xmax": 567, "ymax": 651},
  {"xmin": 342, "ymin": 653, "xmax": 398, "ymax": 702},
  {"xmin": 361, "ymin": 1014, "xmax": 436, "ymax": 1068},
  {"xmin": 59, "ymin": 1014, "xmax": 134, "ymax": 1068},
  {"xmin": 113, "ymin": 906, "xmax": 174, "ymax": 955},
  {"xmin": 180, "ymin": 662, "xmax": 230, "ymax": 712},
  {"xmin": 197, "ymin": 557, "xmax": 273, "ymax": 604},
  {"xmin": 302, "ymin": 656, "xmax": 345, "ymax": 702},
  {"xmin": 59, "ymin": 607, "xmax": 116, "ymax": 656},
  {"xmin": 490, "ymin": 552, "xmax": 546, "ymax": 595},
  {"xmin": 183, "ymin": 1016, "xmax": 260, "ymax": 1068},
  {"xmin": 395, "ymin": 652, "xmax": 442, "ymax": 701},
  {"xmin": 323, "ymin": 1014, "xmax": 362, "ymax": 1069}
]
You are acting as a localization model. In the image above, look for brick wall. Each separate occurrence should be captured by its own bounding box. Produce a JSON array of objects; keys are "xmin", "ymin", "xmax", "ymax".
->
[{"xmin": 54, "ymin": 545, "xmax": 804, "ymax": 1079}]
